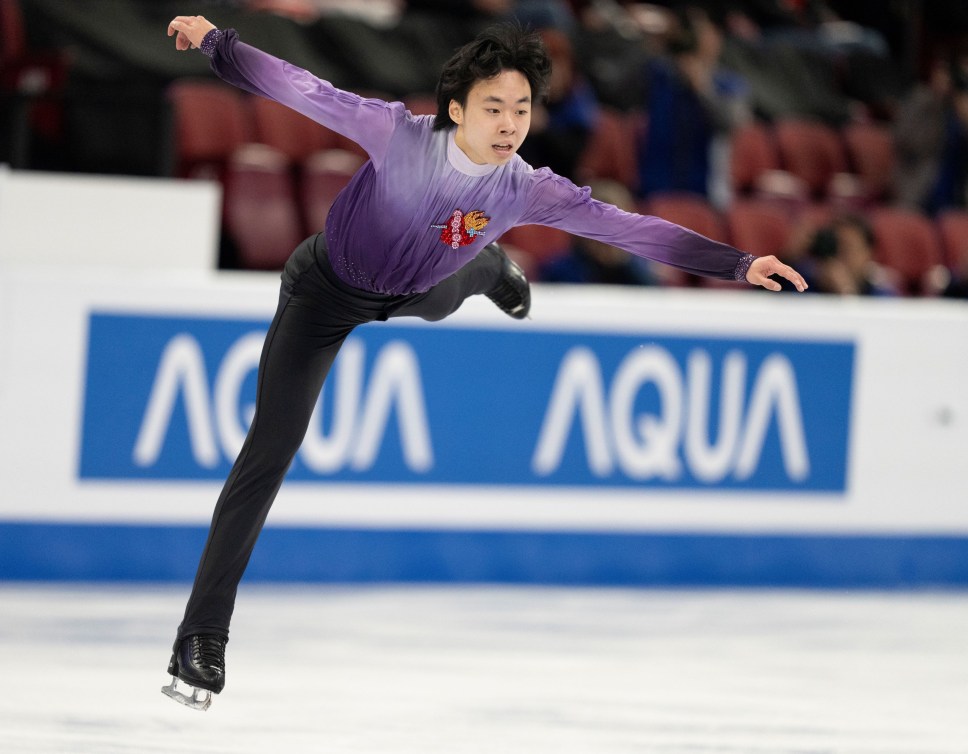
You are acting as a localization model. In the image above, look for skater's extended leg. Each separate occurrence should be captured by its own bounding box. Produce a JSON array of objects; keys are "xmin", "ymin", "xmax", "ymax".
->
[
  {"xmin": 176, "ymin": 288, "xmax": 351, "ymax": 640},
  {"xmin": 166, "ymin": 237, "xmax": 374, "ymax": 706}
]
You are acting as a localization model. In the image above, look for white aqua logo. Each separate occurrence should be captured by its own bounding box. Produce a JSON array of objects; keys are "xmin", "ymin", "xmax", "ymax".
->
[
  {"xmin": 533, "ymin": 346, "xmax": 809, "ymax": 483},
  {"xmin": 133, "ymin": 334, "xmax": 433, "ymax": 473}
]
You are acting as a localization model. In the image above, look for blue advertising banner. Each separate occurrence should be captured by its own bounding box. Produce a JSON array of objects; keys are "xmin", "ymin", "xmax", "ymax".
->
[{"xmin": 80, "ymin": 312, "xmax": 854, "ymax": 491}]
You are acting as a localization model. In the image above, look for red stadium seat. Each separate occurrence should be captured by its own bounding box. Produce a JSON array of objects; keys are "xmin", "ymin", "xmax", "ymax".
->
[
  {"xmin": 868, "ymin": 207, "xmax": 944, "ymax": 295},
  {"xmin": 300, "ymin": 148, "xmax": 367, "ymax": 235},
  {"xmin": 794, "ymin": 201, "xmax": 838, "ymax": 231},
  {"xmin": 0, "ymin": 0, "xmax": 70, "ymax": 166},
  {"xmin": 249, "ymin": 96, "xmax": 340, "ymax": 163},
  {"xmin": 936, "ymin": 209, "xmax": 968, "ymax": 271},
  {"xmin": 731, "ymin": 122, "xmax": 815, "ymax": 209},
  {"xmin": 223, "ymin": 144, "xmax": 305, "ymax": 271},
  {"xmin": 0, "ymin": 0, "xmax": 27, "ymax": 65},
  {"xmin": 841, "ymin": 121, "xmax": 896, "ymax": 202},
  {"xmin": 506, "ymin": 248, "xmax": 539, "ymax": 283},
  {"xmin": 773, "ymin": 118, "xmax": 849, "ymax": 199},
  {"xmin": 168, "ymin": 80, "xmax": 252, "ymax": 178},
  {"xmin": 725, "ymin": 199, "xmax": 793, "ymax": 258},
  {"xmin": 403, "ymin": 92, "xmax": 438, "ymax": 117},
  {"xmin": 778, "ymin": 202, "xmax": 839, "ymax": 273},
  {"xmin": 574, "ymin": 108, "xmax": 642, "ymax": 191},
  {"xmin": 729, "ymin": 120, "xmax": 780, "ymax": 196}
]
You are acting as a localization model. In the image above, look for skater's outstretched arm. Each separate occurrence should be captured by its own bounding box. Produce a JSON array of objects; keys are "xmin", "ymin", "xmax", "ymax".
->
[
  {"xmin": 166, "ymin": 16, "xmax": 398, "ymax": 165},
  {"xmin": 515, "ymin": 171, "xmax": 808, "ymax": 291}
]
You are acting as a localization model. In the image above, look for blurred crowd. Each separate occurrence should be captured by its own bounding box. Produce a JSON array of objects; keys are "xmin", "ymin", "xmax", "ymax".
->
[{"xmin": 4, "ymin": 0, "xmax": 968, "ymax": 298}]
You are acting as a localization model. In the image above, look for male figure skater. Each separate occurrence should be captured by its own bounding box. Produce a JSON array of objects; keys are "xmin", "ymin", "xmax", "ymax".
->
[{"xmin": 163, "ymin": 14, "xmax": 807, "ymax": 710}]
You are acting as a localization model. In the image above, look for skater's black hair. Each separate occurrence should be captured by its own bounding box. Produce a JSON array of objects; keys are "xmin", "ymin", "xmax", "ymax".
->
[{"xmin": 433, "ymin": 23, "xmax": 552, "ymax": 131}]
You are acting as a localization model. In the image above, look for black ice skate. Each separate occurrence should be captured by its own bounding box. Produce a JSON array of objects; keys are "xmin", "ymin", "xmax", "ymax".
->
[
  {"xmin": 161, "ymin": 634, "xmax": 227, "ymax": 711},
  {"xmin": 484, "ymin": 243, "xmax": 531, "ymax": 319}
]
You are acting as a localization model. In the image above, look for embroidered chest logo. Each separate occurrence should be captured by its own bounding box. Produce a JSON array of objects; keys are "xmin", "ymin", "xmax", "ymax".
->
[{"xmin": 431, "ymin": 209, "xmax": 490, "ymax": 249}]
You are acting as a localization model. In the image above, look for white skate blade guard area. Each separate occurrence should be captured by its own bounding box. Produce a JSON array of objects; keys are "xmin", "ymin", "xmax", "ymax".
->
[{"xmin": 1, "ymin": 584, "xmax": 966, "ymax": 753}]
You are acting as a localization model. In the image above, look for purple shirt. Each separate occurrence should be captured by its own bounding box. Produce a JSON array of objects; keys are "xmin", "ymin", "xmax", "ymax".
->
[{"xmin": 206, "ymin": 30, "xmax": 751, "ymax": 295}]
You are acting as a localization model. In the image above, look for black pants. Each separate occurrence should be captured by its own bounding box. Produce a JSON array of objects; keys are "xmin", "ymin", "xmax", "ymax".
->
[{"xmin": 177, "ymin": 234, "xmax": 501, "ymax": 638}]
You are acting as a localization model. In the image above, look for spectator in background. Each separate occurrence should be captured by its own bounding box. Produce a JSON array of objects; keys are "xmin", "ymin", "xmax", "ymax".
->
[
  {"xmin": 926, "ymin": 258, "xmax": 968, "ymax": 299},
  {"xmin": 513, "ymin": 0, "xmax": 576, "ymax": 32},
  {"xmin": 402, "ymin": 0, "xmax": 516, "ymax": 53},
  {"xmin": 405, "ymin": 0, "xmax": 513, "ymax": 17},
  {"xmin": 772, "ymin": 212, "xmax": 824, "ymax": 293},
  {"xmin": 539, "ymin": 179, "xmax": 660, "ymax": 285},
  {"xmin": 636, "ymin": 5, "xmax": 750, "ymax": 208},
  {"xmin": 939, "ymin": 262, "xmax": 968, "ymax": 299},
  {"xmin": 737, "ymin": 0, "xmax": 890, "ymax": 58},
  {"xmin": 807, "ymin": 214, "xmax": 897, "ymax": 296},
  {"xmin": 402, "ymin": 0, "xmax": 577, "ymax": 64},
  {"xmin": 517, "ymin": 27, "xmax": 598, "ymax": 180},
  {"xmin": 404, "ymin": 0, "xmax": 574, "ymax": 28},
  {"xmin": 927, "ymin": 236, "xmax": 968, "ymax": 299},
  {"xmin": 894, "ymin": 57, "xmax": 968, "ymax": 215}
]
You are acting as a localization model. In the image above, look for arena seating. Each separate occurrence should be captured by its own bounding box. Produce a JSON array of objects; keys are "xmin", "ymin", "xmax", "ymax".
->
[
  {"xmin": 300, "ymin": 148, "xmax": 366, "ymax": 235},
  {"xmin": 249, "ymin": 96, "xmax": 341, "ymax": 163},
  {"xmin": 868, "ymin": 206, "xmax": 945, "ymax": 296},
  {"xmin": 167, "ymin": 80, "xmax": 252, "ymax": 179},
  {"xmin": 574, "ymin": 108, "xmax": 642, "ymax": 192},
  {"xmin": 729, "ymin": 121, "xmax": 780, "ymax": 197},
  {"xmin": 402, "ymin": 92, "xmax": 438, "ymax": 117},
  {"xmin": 841, "ymin": 121, "xmax": 896, "ymax": 203},
  {"xmin": 726, "ymin": 198, "xmax": 793, "ymax": 259},
  {"xmin": 222, "ymin": 143, "xmax": 305, "ymax": 270},
  {"xmin": 936, "ymin": 209, "xmax": 968, "ymax": 272},
  {"xmin": 773, "ymin": 118, "xmax": 852, "ymax": 201},
  {"xmin": 0, "ymin": 0, "xmax": 69, "ymax": 168}
]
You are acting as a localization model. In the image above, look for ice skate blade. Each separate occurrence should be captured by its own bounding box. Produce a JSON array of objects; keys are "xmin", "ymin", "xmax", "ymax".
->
[{"xmin": 161, "ymin": 676, "xmax": 213, "ymax": 711}]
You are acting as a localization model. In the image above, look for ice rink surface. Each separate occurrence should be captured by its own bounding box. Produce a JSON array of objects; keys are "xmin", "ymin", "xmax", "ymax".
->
[{"xmin": 1, "ymin": 584, "xmax": 966, "ymax": 753}]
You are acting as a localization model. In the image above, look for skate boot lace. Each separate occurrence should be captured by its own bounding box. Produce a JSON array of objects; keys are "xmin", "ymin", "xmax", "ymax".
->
[
  {"xmin": 488, "ymin": 276, "xmax": 524, "ymax": 314},
  {"xmin": 190, "ymin": 635, "xmax": 226, "ymax": 672},
  {"xmin": 485, "ymin": 246, "xmax": 530, "ymax": 319}
]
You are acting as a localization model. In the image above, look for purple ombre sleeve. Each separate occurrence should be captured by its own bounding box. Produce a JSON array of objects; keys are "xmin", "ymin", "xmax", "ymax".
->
[
  {"xmin": 204, "ymin": 29, "xmax": 400, "ymax": 165},
  {"xmin": 520, "ymin": 169, "xmax": 754, "ymax": 281}
]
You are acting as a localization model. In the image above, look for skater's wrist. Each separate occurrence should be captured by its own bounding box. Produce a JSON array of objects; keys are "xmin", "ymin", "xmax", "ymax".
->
[
  {"xmin": 199, "ymin": 28, "xmax": 223, "ymax": 57},
  {"xmin": 733, "ymin": 253, "xmax": 755, "ymax": 282}
]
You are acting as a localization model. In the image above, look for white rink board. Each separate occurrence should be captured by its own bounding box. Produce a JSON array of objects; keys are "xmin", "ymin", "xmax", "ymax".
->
[
  {"xmin": 0, "ymin": 167, "xmax": 220, "ymax": 271},
  {"xmin": 0, "ymin": 265, "xmax": 965, "ymax": 536}
]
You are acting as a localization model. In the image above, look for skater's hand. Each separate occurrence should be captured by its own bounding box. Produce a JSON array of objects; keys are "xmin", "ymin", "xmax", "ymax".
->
[
  {"xmin": 746, "ymin": 255, "xmax": 808, "ymax": 292},
  {"xmin": 167, "ymin": 15, "xmax": 216, "ymax": 51}
]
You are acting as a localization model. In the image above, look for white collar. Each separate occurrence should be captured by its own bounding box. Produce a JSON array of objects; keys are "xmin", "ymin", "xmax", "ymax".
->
[{"xmin": 447, "ymin": 129, "xmax": 498, "ymax": 177}]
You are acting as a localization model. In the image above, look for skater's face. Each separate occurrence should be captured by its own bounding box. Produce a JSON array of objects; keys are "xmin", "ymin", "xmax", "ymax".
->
[{"xmin": 450, "ymin": 69, "xmax": 532, "ymax": 166}]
